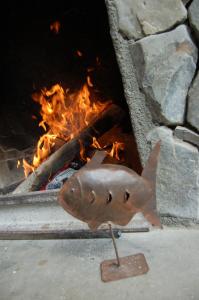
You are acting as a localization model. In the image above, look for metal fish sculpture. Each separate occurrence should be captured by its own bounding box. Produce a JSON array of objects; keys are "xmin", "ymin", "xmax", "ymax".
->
[{"xmin": 58, "ymin": 141, "xmax": 162, "ymax": 230}]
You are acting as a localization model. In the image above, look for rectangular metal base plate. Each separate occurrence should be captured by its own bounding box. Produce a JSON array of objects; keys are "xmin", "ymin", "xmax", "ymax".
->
[{"xmin": 100, "ymin": 253, "xmax": 149, "ymax": 282}]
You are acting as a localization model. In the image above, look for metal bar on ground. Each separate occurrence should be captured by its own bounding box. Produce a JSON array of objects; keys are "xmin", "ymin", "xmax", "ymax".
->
[{"xmin": 0, "ymin": 227, "xmax": 149, "ymax": 240}]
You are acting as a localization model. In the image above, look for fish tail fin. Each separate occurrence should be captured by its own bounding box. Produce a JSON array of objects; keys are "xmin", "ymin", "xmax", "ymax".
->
[
  {"xmin": 142, "ymin": 208, "xmax": 162, "ymax": 228},
  {"xmin": 84, "ymin": 150, "xmax": 107, "ymax": 169},
  {"xmin": 141, "ymin": 141, "xmax": 162, "ymax": 228}
]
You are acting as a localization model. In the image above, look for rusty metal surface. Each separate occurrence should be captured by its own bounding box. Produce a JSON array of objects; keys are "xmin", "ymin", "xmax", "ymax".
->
[
  {"xmin": 58, "ymin": 141, "xmax": 162, "ymax": 230},
  {"xmin": 100, "ymin": 253, "xmax": 149, "ymax": 282}
]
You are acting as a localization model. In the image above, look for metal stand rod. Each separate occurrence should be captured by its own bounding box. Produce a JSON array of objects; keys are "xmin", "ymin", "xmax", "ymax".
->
[{"xmin": 108, "ymin": 223, "xmax": 121, "ymax": 267}]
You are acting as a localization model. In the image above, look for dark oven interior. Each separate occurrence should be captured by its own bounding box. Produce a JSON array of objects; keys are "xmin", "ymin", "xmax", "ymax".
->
[{"xmin": 1, "ymin": 0, "xmax": 141, "ymax": 192}]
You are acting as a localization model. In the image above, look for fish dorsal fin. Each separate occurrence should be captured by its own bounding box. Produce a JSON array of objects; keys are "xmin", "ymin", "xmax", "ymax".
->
[
  {"xmin": 141, "ymin": 141, "xmax": 161, "ymax": 184},
  {"xmin": 141, "ymin": 141, "xmax": 162, "ymax": 228},
  {"xmin": 84, "ymin": 150, "xmax": 107, "ymax": 169}
]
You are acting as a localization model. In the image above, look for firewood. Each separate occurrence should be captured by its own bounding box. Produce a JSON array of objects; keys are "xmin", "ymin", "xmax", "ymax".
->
[{"xmin": 13, "ymin": 104, "xmax": 125, "ymax": 194}]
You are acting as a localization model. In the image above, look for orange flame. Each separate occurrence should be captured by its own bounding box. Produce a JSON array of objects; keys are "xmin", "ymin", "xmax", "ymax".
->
[
  {"xmin": 23, "ymin": 81, "xmax": 108, "ymax": 177},
  {"xmin": 92, "ymin": 137, "xmax": 102, "ymax": 149},
  {"xmin": 109, "ymin": 142, "xmax": 125, "ymax": 160},
  {"xmin": 91, "ymin": 137, "xmax": 124, "ymax": 161},
  {"xmin": 23, "ymin": 159, "xmax": 34, "ymax": 178},
  {"xmin": 79, "ymin": 140, "xmax": 90, "ymax": 162},
  {"xmin": 50, "ymin": 21, "xmax": 61, "ymax": 34},
  {"xmin": 17, "ymin": 160, "xmax": 21, "ymax": 168}
]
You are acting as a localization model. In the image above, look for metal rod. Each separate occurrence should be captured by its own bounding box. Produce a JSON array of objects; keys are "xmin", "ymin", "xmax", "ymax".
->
[
  {"xmin": 0, "ymin": 229, "xmax": 121, "ymax": 240},
  {"xmin": 108, "ymin": 223, "xmax": 121, "ymax": 267}
]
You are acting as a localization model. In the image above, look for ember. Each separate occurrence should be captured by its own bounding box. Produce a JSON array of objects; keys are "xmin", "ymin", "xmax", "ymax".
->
[
  {"xmin": 76, "ymin": 50, "xmax": 83, "ymax": 57},
  {"xmin": 50, "ymin": 21, "xmax": 61, "ymax": 34}
]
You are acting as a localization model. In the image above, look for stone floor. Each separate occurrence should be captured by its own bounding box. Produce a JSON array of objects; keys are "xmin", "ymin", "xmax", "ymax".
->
[{"xmin": 0, "ymin": 227, "xmax": 199, "ymax": 300}]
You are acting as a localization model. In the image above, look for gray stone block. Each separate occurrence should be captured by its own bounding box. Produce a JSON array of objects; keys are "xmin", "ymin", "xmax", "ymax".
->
[
  {"xmin": 114, "ymin": 0, "xmax": 187, "ymax": 40},
  {"xmin": 147, "ymin": 126, "xmax": 199, "ymax": 220},
  {"xmin": 187, "ymin": 72, "xmax": 199, "ymax": 132},
  {"xmin": 188, "ymin": 0, "xmax": 199, "ymax": 42},
  {"xmin": 174, "ymin": 126, "xmax": 199, "ymax": 147},
  {"xmin": 129, "ymin": 25, "xmax": 198, "ymax": 125},
  {"xmin": 105, "ymin": 0, "xmax": 155, "ymax": 165}
]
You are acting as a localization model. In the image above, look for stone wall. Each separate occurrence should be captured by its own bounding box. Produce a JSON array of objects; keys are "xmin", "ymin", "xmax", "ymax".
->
[{"xmin": 106, "ymin": 0, "xmax": 199, "ymax": 222}]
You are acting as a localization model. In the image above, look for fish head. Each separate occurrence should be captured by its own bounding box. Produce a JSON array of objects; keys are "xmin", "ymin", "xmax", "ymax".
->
[{"xmin": 58, "ymin": 173, "xmax": 82, "ymax": 216}]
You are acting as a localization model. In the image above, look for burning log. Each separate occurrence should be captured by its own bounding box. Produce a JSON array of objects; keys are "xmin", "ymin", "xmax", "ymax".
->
[{"xmin": 13, "ymin": 104, "xmax": 125, "ymax": 194}]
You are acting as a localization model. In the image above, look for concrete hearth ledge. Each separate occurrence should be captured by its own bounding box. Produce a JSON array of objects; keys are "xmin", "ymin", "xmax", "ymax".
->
[
  {"xmin": 0, "ymin": 228, "xmax": 199, "ymax": 300},
  {"xmin": 0, "ymin": 190, "xmax": 150, "ymax": 238}
]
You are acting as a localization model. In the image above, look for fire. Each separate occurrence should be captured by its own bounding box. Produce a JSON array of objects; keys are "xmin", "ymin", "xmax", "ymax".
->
[
  {"xmin": 79, "ymin": 140, "xmax": 90, "ymax": 162},
  {"xmin": 92, "ymin": 137, "xmax": 124, "ymax": 161},
  {"xmin": 23, "ymin": 79, "xmax": 108, "ymax": 177},
  {"xmin": 17, "ymin": 160, "xmax": 21, "ymax": 168},
  {"xmin": 50, "ymin": 21, "xmax": 61, "ymax": 34},
  {"xmin": 92, "ymin": 137, "xmax": 102, "ymax": 149},
  {"xmin": 23, "ymin": 159, "xmax": 34, "ymax": 178},
  {"xmin": 109, "ymin": 142, "xmax": 125, "ymax": 160}
]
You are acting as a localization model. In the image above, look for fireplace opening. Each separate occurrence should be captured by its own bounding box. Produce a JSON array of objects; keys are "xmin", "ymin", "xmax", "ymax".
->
[{"xmin": 1, "ymin": 0, "xmax": 142, "ymax": 193}]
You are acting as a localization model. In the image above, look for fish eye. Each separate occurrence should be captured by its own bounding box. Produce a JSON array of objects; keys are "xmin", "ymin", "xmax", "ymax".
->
[
  {"xmin": 106, "ymin": 192, "xmax": 112, "ymax": 204},
  {"xmin": 124, "ymin": 191, "xmax": 130, "ymax": 202},
  {"xmin": 90, "ymin": 190, "xmax": 96, "ymax": 204},
  {"xmin": 70, "ymin": 188, "xmax": 75, "ymax": 193}
]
